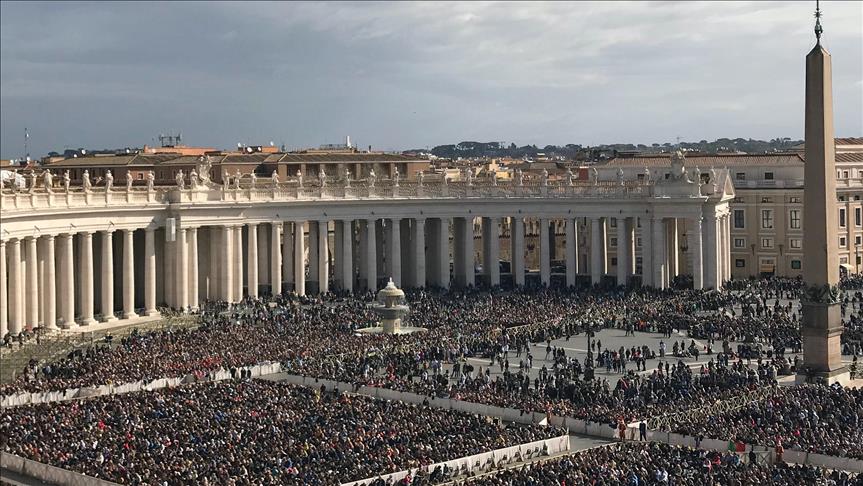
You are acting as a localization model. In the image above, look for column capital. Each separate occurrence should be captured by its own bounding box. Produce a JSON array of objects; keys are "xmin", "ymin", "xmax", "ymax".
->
[{"xmin": 43, "ymin": 234, "xmax": 55, "ymax": 241}]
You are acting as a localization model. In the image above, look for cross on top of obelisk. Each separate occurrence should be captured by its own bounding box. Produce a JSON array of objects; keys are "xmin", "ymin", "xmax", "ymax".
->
[{"xmin": 814, "ymin": 0, "xmax": 823, "ymax": 44}]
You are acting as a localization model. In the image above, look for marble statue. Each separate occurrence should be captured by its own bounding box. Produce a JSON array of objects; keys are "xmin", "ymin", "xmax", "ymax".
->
[
  {"xmin": 417, "ymin": 171, "xmax": 424, "ymax": 186},
  {"xmin": 590, "ymin": 167, "xmax": 598, "ymax": 185},
  {"xmin": 190, "ymin": 169, "xmax": 199, "ymax": 189},
  {"xmin": 223, "ymin": 169, "xmax": 230, "ymax": 188},
  {"xmin": 492, "ymin": 171, "xmax": 498, "ymax": 186},
  {"xmin": 465, "ymin": 168, "xmax": 473, "ymax": 186},
  {"xmin": 344, "ymin": 169, "xmax": 351, "ymax": 188},
  {"xmin": 368, "ymin": 169, "xmax": 376, "ymax": 188},
  {"xmin": 616, "ymin": 168, "xmax": 625, "ymax": 186},
  {"xmin": 105, "ymin": 170, "xmax": 114, "ymax": 191},
  {"xmin": 126, "ymin": 173, "xmax": 133, "ymax": 192},
  {"xmin": 175, "ymin": 170, "xmax": 185, "ymax": 190},
  {"xmin": 393, "ymin": 168, "xmax": 400, "ymax": 187},
  {"xmin": 42, "ymin": 170, "xmax": 53, "ymax": 192},
  {"xmin": 565, "ymin": 168, "xmax": 574, "ymax": 186},
  {"xmin": 271, "ymin": 170, "xmax": 279, "ymax": 186},
  {"xmin": 146, "ymin": 171, "xmax": 155, "ymax": 191},
  {"xmin": 515, "ymin": 169, "xmax": 523, "ymax": 186},
  {"xmin": 233, "ymin": 169, "xmax": 241, "ymax": 190},
  {"xmin": 319, "ymin": 167, "xmax": 326, "ymax": 187},
  {"xmin": 29, "ymin": 171, "xmax": 37, "ymax": 193},
  {"xmin": 249, "ymin": 172, "xmax": 257, "ymax": 188},
  {"xmin": 540, "ymin": 168, "xmax": 549, "ymax": 186},
  {"xmin": 296, "ymin": 169, "xmax": 303, "ymax": 187},
  {"xmin": 63, "ymin": 170, "xmax": 70, "ymax": 193},
  {"xmin": 644, "ymin": 167, "xmax": 651, "ymax": 183},
  {"xmin": 82, "ymin": 170, "xmax": 91, "ymax": 192},
  {"xmin": 196, "ymin": 155, "xmax": 212, "ymax": 185}
]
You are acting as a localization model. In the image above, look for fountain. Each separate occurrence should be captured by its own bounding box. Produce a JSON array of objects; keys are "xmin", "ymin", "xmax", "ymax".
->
[{"xmin": 356, "ymin": 278, "xmax": 426, "ymax": 335}]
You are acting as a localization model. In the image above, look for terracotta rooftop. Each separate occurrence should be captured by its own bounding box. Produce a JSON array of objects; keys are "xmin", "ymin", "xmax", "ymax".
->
[
  {"xmin": 836, "ymin": 152, "xmax": 863, "ymax": 163},
  {"xmin": 44, "ymin": 151, "xmax": 428, "ymax": 168},
  {"xmin": 836, "ymin": 137, "xmax": 863, "ymax": 146},
  {"xmin": 603, "ymin": 153, "xmax": 805, "ymax": 168}
]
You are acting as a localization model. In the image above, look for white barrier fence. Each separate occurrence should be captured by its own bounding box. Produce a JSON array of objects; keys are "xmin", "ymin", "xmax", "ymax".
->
[
  {"xmin": 341, "ymin": 435, "xmax": 571, "ymax": 486},
  {"xmin": 0, "ymin": 362, "xmax": 283, "ymax": 408},
  {"xmin": 1, "ymin": 452, "xmax": 120, "ymax": 486}
]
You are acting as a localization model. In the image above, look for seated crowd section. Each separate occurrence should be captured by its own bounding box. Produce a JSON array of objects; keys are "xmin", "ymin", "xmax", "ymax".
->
[{"xmin": 1, "ymin": 277, "xmax": 862, "ymax": 484}]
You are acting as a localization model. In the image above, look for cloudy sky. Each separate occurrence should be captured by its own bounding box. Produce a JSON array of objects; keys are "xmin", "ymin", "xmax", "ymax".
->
[{"xmin": 1, "ymin": 1, "xmax": 860, "ymax": 159}]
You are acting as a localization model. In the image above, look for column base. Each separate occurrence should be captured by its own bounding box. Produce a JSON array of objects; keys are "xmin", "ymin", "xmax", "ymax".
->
[
  {"xmin": 79, "ymin": 318, "xmax": 97, "ymax": 326},
  {"xmin": 123, "ymin": 311, "xmax": 139, "ymax": 319},
  {"xmin": 795, "ymin": 366, "xmax": 850, "ymax": 386},
  {"xmin": 59, "ymin": 321, "xmax": 78, "ymax": 330},
  {"xmin": 101, "ymin": 315, "xmax": 118, "ymax": 323},
  {"xmin": 143, "ymin": 309, "xmax": 160, "ymax": 317}
]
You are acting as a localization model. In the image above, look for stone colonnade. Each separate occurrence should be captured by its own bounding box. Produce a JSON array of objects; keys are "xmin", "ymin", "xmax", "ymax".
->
[{"xmin": 0, "ymin": 209, "xmax": 733, "ymax": 336}]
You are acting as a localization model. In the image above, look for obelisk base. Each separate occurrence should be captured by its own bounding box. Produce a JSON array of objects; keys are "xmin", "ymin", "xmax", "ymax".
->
[{"xmin": 796, "ymin": 302, "xmax": 848, "ymax": 385}]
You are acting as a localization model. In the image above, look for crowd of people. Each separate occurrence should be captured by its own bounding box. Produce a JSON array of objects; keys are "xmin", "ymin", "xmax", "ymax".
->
[
  {"xmin": 453, "ymin": 442, "xmax": 861, "ymax": 486},
  {"xmin": 0, "ymin": 379, "xmax": 564, "ymax": 485},
  {"xmin": 668, "ymin": 383, "xmax": 863, "ymax": 460},
  {"xmin": 1, "ymin": 278, "xmax": 862, "ymax": 481}
]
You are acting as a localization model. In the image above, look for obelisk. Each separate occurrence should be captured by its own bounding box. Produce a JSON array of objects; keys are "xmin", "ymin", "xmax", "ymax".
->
[{"xmin": 797, "ymin": 2, "xmax": 848, "ymax": 384}]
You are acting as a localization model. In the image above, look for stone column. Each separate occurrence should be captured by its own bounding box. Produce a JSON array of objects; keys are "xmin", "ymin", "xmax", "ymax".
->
[
  {"xmin": 482, "ymin": 217, "xmax": 500, "ymax": 287},
  {"xmin": 668, "ymin": 218, "xmax": 679, "ymax": 280},
  {"xmin": 626, "ymin": 218, "xmax": 636, "ymax": 276},
  {"xmin": 257, "ymin": 224, "xmax": 269, "ymax": 292},
  {"xmin": 565, "ymin": 219, "xmax": 577, "ymax": 287},
  {"xmin": 341, "ymin": 219, "xmax": 354, "ymax": 292},
  {"xmin": 511, "ymin": 217, "xmax": 525, "ymax": 286},
  {"xmin": 283, "ymin": 222, "xmax": 294, "ymax": 292},
  {"xmin": 318, "ymin": 220, "xmax": 329, "ymax": 293},
  {"xmin": 144, "ymin": 228, "xmax": 157, "ymax": 315},
  {"xmin": 690, "ymin": 217, "xmax": 704, "ymax": 289},
  {"xmin": 271, "ymin": 223, "xmax": 282, "ymax": 296},
  {"xmin": 188, "ymin": 227, "xmax": 199, "ymax": 310},
  {"xmin": 42, "ymin": 235, "xmax": 57, "ymax": 329},
  {"xmin": 389, "ymin": 219, "xmax": 402, "ymax": 286},
  {"xmin": 176, "ymin": 228, "xmax": 189, "ymax": 311},
  {"xmin": 590, "ymin": 218, "xmax": 602, "ymax": 284},
  {"xmin": 0, "ymin": 240, "xmax": 7, "ymax": 337},
  {"xmin": 413, "ymin": 218, "xmax": 426, "ymax": 288},
  {"xmin": 7, "ymin": 239, "xmax": 22, "ymax": 334},
  {"xmin": 641, "ymin": 218, "xmax": 653, "ymax": 287},
  {"xmin": 221, "ymin": 226, "xmax": 233, "ymax": 302},
  {"xmin": 438, "ymin": 218, "xmax": 450, "ymax": 289},
  {"xmin": 723, "ymin": 215, "xmax": 732, "ymax": 283},
  {"xmin": 79, "ymin": 232, "xmax": 96, "ymax": 324},
  {"xmin": 652, "ymin": 217, "xmax": 667, "ymax": 289},
  {"xmin": 247, "ymin": 223, "xmax": 259, "ymax": 298},
  {"xmin": 616, "ymin": 218, "xmax": 628, "ymax": 287},
  {"xmin": 333, "ymin": 221, "xmax": 344, "ymax": 288},
  {"xmin": 24, "ymin": 236, "xmax": 38, "ymax": 330},
  {"xmin": 122, "ymin": 229, "xmax": 138, "ymax": 318},
  {"xmin": 453, "ymin": 217, "xmax": 474, "ymax": 288},
  {"xmin": 539, "ymin": 218, "xmax": 551, "ymax": 286},
  {"xmin": 233, "ymin": 226, "xmax": 244, "ymax": 299},
  {"xmin": 366, "ymin": 217, "xmax": 378, "ymax": 290},
  {"xmin": 99, "ymin": 231, "xmax": 116, "ymax": 322},
  {"xmin": 293, "ymin": 221, "xmax": 306, "ymax": 296}
]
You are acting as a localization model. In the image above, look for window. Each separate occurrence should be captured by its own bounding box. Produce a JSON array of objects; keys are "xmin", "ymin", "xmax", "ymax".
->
[
  {"xmin": 858, "ymin": 255, "xmax": 862, "ymax": 265},
  {"xmin": 734, "ymin": 238, "xmax": 746, "ymax": 248},
  {"xmin": 637, "ymin": 237, "xmax": 642, "ymax": 247},
  {"xmin": 764, "ymin": 172, "xmax": 774, "ymax": 180},
  {"xmin": 636, "ymin": 257, "xmax": 642, "ymax": 265},
  {"xmin": 791, "ymin": 260, "xmax": 802, "ymax": 270},
  {"xmin": 734, "ymin": 210, "xmax": 745, "ymax": 229},
  {"xmin": 735, "ymin": 259, "xmax": 746, "ymax": 268},
  {"xmin": 761, "ymin": 209, "xmax": 774, "ymax": 229},
  {"xmin": 856, "ymin": 207, "xmax": 861, "ymax": 226},
  {"xmin": 610, "ymin": 238, "xmax": 618, "ymax": 247},
  {"xmin": 789, "ymin": 210, "xmax": 801, "ymax": 229},
  {"xmin": 843, "ymin": 170, "xmax": 850, "ymax": 178},
  {"xmin": 611, "ymin": 257, "xmax": 618, "ymax": 266},
  {"xmin": 637, "ymin": 173, "xmax": 645, "ymax": 181},
  {"xmin": 610, "ymin": 218, "xmax": 617, "ymax": 228},
  {"xmin": 840, "ymin": 208, "xmax": 847, "ymax": 227},
  {"xmin": 841, "ymin": 256, "xmax": 849, "ymax": 264},
  {"xmin": 790, "ymin": 239, "xmax": 802, "ymax": 249},
  {"xmin": 840, "ymin": 236, "xmax": 847, "ymax": 248},
  {"xmin": 733, "ymin": 197, "xmax": 745, "ymax": 203},
  {"xmin": 761, "ymin": 197, "xmax": 772, "ymax": 203},
  {"xmin": 856, "ymin": 235, "xmax": 862, "ymax": 246},
  {"xmin": 789, "ymin": 196, "xmax": 801, "ymax": 203},
  {"xmin": 736, "ymin": 172, "xmax": 746, "ymax": 181},
  {"xmin": 137, "ymin": 173, "xmax": 144, "ymax": 180},
  {"xmin": 762, "ymin": 238, "xmax": 773, "ymax": 249}
]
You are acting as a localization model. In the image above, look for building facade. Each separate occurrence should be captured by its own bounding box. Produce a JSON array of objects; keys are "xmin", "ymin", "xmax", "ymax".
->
[
  {"xmin": 601, "ymin": 138, "xmax": 863, "ymax": 279},
  {"xmin": 0, "ymin": 166, "xmax": 734, "ymax": 336}
]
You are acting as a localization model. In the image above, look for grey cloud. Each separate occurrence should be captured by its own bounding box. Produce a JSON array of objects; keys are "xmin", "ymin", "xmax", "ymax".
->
[{"xmin": 1, "ymin": 1, "xmax": 860, "ymax": 158}]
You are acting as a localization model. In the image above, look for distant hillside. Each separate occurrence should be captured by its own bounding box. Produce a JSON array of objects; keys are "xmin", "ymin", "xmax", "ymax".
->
[{"xmin": 408, "ymin": 137, "xmax": 802, "ymax": 160}]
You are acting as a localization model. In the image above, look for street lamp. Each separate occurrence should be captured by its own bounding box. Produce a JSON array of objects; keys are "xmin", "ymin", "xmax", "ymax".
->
[{"xmin": 584, "ymin": 323, "xmax": 595, "ymax": 381}]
